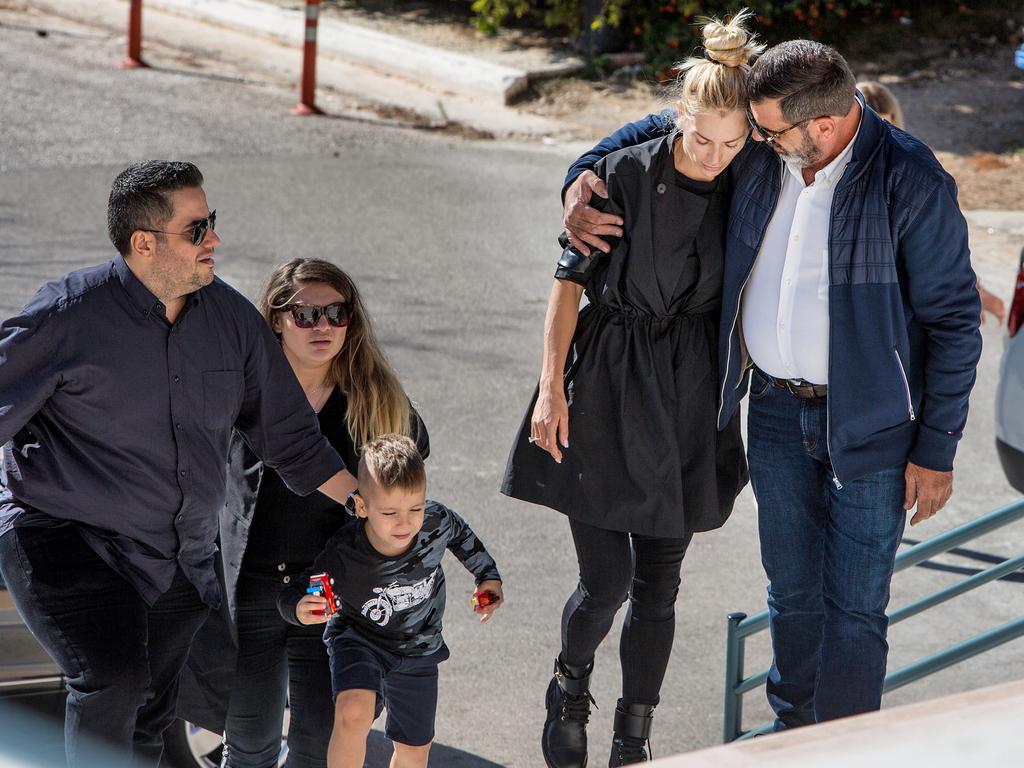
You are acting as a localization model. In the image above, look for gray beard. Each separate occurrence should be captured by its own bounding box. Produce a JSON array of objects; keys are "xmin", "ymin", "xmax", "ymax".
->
[{"xmin": 778, "ymin": 129, "xmax": 823, "ymax": 168}]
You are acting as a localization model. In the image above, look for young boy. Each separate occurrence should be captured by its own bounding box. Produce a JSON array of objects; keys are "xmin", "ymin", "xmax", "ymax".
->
[{"xmin": 277, "ymin": 434, "xmax": 503, "ymax": 768}]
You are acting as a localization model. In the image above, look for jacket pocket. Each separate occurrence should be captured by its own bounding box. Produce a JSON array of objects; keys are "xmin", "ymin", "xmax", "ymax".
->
[
  {"xmin": 203, "ymin": 370, "xmax": 243, "ymax": 430},
  {"xmin": 892, "ymin": 348, "xmax": 916, "ymax": 422}
]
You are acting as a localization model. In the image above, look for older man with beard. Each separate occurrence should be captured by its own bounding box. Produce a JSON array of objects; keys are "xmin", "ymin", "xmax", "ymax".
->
[{"xmin": 560, "ymin": 40, "xmax": 981, "ymax": 730}]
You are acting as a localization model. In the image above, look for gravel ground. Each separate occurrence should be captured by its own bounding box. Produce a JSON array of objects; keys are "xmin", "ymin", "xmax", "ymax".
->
[{"xmin": 265, "ymin": 0, "xmax": 1024, "ymax": 210}]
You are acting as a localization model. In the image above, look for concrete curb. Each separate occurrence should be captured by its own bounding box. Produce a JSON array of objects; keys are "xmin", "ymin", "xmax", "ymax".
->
[
  {"xmin": 146, "ymin": 0, "xmax": 535, "ymax": 104},
  {"xmin": 25, "ymin": 0, "xmax": 576, "ymax": 139}
]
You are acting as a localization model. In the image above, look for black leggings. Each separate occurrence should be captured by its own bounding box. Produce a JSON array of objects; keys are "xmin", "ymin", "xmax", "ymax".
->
[{"xmin": 560, "ymin": 518, "xmax": 692, "ymax": 707}]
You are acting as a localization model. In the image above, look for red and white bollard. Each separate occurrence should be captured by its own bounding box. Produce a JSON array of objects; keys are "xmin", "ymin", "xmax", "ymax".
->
[
  {"xmin": 291, "ymin": 0, "xmax": 324, "ymax": 115},
  {"xmin": 120, "ymin": 0, "xmax": 148, "ymax": 69}
]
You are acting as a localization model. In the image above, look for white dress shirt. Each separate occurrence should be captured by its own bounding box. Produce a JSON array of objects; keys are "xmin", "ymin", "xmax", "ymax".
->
[{"xmin": 741, "ymin": 122, "xmax": 861, "ymax": 385}]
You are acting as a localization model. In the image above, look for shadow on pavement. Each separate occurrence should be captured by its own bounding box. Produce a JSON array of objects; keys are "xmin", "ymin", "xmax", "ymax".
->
[
  {"xmin": 367, "ymin": 730, "xmax": 505, "ymax": 767},
  {"xmin": 903, "ymin": 538, "xmax": 1024, "ymax": 583}
]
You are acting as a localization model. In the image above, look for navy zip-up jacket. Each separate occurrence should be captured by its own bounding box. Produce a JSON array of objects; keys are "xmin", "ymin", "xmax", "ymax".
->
[{"xmin": 564, "ymin": 101, "xmax": 981, "ymax": 486}]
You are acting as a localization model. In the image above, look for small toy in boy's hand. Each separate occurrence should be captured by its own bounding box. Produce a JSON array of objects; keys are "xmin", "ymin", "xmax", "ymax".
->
[
  {"xmin": 471, "ymin": 589, "xmax": 500, "ymax": 610},
  {"xmin": 308, "ymin": 572, "xmax": 339, "ymax": 617}
]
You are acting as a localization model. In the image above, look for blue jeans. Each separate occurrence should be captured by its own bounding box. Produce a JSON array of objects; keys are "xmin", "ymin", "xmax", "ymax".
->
[
  {"xmin": 222, "ymin": 572, "xmax": 333, "ymax": 768},
  {"xmin": 747, "ymin": 369, "xmax": 906, "ymax": 729}
]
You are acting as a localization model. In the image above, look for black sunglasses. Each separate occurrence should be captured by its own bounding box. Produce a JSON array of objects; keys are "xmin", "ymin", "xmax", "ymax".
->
[
  {"xmin": 142, "ymin": 210, "xmax": 217, "ymax": 247},
  {"xmin": 281, "ymin": 301, "xmax": 351, "ymax": 329}
]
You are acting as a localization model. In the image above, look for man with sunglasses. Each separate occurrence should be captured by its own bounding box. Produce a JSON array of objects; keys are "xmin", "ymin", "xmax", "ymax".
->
[
  {"xmin": 0, "ymin": 160, "xmax": 358, "ymax": 766},
  {"xmin": 558, "ymin": 40, "xmax": 981, "ymax": 729}
]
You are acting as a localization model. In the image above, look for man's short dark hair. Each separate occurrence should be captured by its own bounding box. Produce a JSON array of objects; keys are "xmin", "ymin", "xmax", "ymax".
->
[
  {"xmin": 107, "ymin": 161, "xmax": 204, "ymax": 256},
  {"xmin": 747, "ymin": 40, "xmax": 856, "ymax": 123}
]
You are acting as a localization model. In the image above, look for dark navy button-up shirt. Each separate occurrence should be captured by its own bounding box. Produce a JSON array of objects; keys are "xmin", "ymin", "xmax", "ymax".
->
[{"xmin": 0, "ymin": 257, "xmax": 346, "ymax": 606}]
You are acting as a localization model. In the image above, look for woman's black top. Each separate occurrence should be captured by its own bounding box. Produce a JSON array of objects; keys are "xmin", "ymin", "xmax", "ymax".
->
[
  {"xmin": 242, "ymin": 389, "xmax": 428, "ymax": 574},
  {"xmin": 501, "ymin": 132, "xmax": 748, "ymax": 539},
  {"xmin": 241, "ymin": 388, "xmax": 355, "ymax": 573}
]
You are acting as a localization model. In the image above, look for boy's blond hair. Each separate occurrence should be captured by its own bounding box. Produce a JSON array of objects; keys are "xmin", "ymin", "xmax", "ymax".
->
[{"xmin": 358, "ymin": 434, "xmax": 425, "ymax": 493}]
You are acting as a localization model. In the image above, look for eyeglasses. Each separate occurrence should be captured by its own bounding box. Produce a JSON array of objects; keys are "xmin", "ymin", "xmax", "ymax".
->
[
  {"xmin": 141, "ymin": 210, "xmax": 217, "ymax": 247},
  {"xmin": 745, "ymin": 111, "xmax": 818, "ymax": 146},
  {"xmin": 281, "ymin": 301, "xmax": 352, "ymax": 329}
]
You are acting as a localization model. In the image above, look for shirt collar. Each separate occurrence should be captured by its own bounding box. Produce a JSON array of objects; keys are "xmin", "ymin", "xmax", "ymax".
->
[
  {"xmin": 114, "ymin": 255, "xmax": 164, "ymax": 316},
  {"xmin": 114, "ymin": 255, "xmax": 203, "ymax": 317},
  {"xmin": 783, "ymin": 104, "xmax": 863, "ymax": 188}
]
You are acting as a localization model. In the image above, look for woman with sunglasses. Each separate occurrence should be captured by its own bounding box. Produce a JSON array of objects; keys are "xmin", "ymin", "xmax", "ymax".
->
[{"xmin": 181, "ymin": 258, "xmax": 428, "ymax": 768}]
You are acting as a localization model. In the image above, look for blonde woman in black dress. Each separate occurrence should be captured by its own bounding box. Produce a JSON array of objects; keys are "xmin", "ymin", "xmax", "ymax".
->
[{"xmin": 502, "ymin": 11, "xmax": 760, "ymax": 767}]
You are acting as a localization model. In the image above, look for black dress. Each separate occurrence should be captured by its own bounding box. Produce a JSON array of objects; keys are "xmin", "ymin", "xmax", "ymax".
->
[{"xmin": 501, "ymin": 133, "xmax": 747, "ymax": 539}]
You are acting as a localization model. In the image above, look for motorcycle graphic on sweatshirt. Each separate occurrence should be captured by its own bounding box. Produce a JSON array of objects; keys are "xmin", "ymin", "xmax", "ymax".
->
[{"xmin": 360, "ymin": 569, "xmax": 439, "ymax": 627}]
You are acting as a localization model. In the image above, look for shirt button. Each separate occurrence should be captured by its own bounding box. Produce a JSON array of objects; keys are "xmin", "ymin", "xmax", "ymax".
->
[
  {"xmin": 173, "ymin": 375, "xmax": 181, "ymax": 383},
  {"xmin": 656, "ymin": 183, "xmax": 666, "ymax": 194},
  {"xmin": 176, "ymin": 514, "xmax": 184, "ymax": 523},
  {"xmin": 785, "ymin": 279, "xmax": 792, "ymax": 286},
  {"xmin": 277, "ymin": 563, "xmax": 287, "ymax": 572},
  {"xmin": 179, "ymin": 469, "xmax": 186, "ymax": 477},
  {"xmin": 175, "ymin": 423, "xmax": 182, "ymax": 430},
  {"xmin": 283, "ymin": 576, "xmax": 291, "ymax": 584}
]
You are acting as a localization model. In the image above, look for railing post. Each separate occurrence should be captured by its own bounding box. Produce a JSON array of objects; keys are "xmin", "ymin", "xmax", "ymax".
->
[
  {"xmin": 120, "ymin": 0, "xmax": 148, "ymax": 69},
  {"xmin": 723, "ymin": 611, "xmax": 747, "ymax": 743},
  {"xmin": 291, "ymin": 0, "xmax": 324, "ymax": 115}
]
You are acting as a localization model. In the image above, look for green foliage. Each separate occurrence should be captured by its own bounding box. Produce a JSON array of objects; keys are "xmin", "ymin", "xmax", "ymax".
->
[
  {"xmin": 462, "ymin": 1, "xmax": 983, "ymax": 79},
  {"xmin": 469, "ymin": 0, "xmax": 531, "ymax": 36}
]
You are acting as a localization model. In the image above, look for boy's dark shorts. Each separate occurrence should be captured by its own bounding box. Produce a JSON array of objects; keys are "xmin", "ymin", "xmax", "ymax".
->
[{"xmin": 327, "ymin": 629, "xmax": 450, "ymax": 747}]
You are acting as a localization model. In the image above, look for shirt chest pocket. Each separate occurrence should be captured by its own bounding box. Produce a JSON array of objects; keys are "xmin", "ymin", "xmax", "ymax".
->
[{"xmin": 203, "ymin": 370, "xmax": 243, "ymax": 430}]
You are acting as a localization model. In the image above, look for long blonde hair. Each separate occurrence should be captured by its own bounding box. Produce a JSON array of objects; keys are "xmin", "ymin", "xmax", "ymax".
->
[
  {"xmin": 259, "ymin": 258, "xmax": 412, "ymax": 450},
  {"xmin": 857, "ymin": 80, "xmax": 905, "ymax": 129},
  {"xmin": 672, "ymin": 7, "xmax": 764, "ymax": 127}
]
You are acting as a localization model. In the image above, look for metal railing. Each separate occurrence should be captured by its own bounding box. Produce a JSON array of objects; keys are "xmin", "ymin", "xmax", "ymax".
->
[{"xmin": 722, "ymin": 498, "xmax": 1024, "ymax": 742}]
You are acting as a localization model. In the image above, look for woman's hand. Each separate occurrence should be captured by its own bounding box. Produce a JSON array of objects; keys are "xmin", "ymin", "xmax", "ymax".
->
[
  {"xmin": 296, "ymin": 594, "xmax": 329, "ymax": 625},
  {"xmin": 531, "ymin": 382, "xmax": 569, "ymax": 463}
]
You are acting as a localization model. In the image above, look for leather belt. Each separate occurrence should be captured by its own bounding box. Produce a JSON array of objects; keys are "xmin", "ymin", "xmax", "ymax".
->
[{"xmin": 767, "ymin": 374, "xmax": 828, "ymax": 400}]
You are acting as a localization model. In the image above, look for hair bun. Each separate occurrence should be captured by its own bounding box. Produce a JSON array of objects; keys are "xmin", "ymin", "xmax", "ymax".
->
[{"xmin": 702, "ymin": 8, "xmax": 758, "ymax": 68}]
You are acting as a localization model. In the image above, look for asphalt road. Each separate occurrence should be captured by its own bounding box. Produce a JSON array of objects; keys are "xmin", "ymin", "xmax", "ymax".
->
[{"xmin": 2, "ymin": 8, "xmax": 1023, "ymax": 767}]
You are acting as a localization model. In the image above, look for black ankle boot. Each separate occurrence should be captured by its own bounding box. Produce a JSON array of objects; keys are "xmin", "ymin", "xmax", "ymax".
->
[
  {"xmin": 608, "ymin": 700, "xmax": 654, "ymax": 766},
  {"xmin": 542, "ymin": 657, "xmax": 596, "ymax": 768}
]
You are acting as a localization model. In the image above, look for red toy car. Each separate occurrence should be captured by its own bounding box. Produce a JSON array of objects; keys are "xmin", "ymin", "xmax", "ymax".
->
[
  {"xmin": 470, "ymin": 588, "xmax": 500, "ymax": 610},
  {"xmin": 307, "ymin": 572, "xmax": 340, "ymax": 617}
]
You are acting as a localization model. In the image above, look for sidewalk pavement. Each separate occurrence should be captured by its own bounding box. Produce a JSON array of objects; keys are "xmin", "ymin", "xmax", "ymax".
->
[
  {"xmin": 28, "ymin": 0, "xmax": 585, "ymax": 140},
  {"xmin": 652, "ymin": 679, "xmax": 1024, "ymax": 767}
]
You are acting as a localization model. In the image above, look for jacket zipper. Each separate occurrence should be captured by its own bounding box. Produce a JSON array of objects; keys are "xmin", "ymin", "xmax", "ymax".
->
[
  {"xmin": 893, "ymin": 347, "xmax": 916, "ymax": 421},
  {"xmin": 821, "ymin": 116, "xmax": 871, "ymax": 490},
  {"xmin": 718, "ymin": 165, "xmax": 783, "ymax": 426},
  {"xmin": 825, "ymin": 165, "xmax": 853, "ymax": 491}
]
